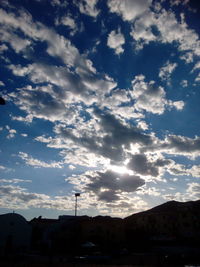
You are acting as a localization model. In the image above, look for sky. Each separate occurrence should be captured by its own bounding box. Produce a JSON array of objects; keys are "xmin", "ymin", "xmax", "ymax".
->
[{"xmin": 0, "ymin": 0, "xmax": 200, "ymax": 220}]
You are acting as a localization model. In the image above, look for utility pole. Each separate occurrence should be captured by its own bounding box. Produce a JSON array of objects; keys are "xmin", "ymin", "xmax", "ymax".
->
[{"xmin": 75, "ymin": 193, "xmax": 80, "ymax": 216}]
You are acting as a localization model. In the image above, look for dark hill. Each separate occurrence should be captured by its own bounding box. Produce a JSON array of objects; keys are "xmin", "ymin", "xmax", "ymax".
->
[
  {"xmin": 124, "ymin": 199, "xmax": 200, "ymax": 247},
  {"xmin": 125, "ymin": 199, "xmax": 200, "ymax": 219}
]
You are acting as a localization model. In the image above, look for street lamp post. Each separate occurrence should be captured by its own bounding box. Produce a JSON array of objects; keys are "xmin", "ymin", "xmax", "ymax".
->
[{"xmin": 75, "ymin": 193, "xmax": 80, "ymax": 216}]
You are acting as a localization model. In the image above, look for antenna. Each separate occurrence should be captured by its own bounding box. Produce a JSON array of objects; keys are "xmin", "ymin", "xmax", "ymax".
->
[{"xmin": 75, "ymin": 193, "xmax": 80, "ymax": 216}]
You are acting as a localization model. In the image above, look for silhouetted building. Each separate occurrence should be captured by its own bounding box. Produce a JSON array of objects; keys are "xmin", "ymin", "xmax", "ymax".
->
[{"xmin": 0, "ymin": 213, "xmax": 31, "ymax": 255}]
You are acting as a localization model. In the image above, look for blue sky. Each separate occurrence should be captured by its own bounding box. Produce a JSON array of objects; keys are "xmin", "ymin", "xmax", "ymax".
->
[{"xmin": 0, "ymin": 0, "xmax": 200, "ymax": 219}]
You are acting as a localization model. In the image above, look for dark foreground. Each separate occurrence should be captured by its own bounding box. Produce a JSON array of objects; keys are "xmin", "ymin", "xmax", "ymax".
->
[
  {"xmin": 1, "ymin": 245, "xmax": 200, "ymax": 267},
  {"xmin": 1, "ymin": 200, "xmax": 200, "ymax": 266}
]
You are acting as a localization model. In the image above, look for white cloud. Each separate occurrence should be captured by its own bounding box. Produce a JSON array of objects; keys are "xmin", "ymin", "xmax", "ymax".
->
[
  {"xmin": 68, "ymin": 164, "xmax": 76, "ymax": 170},
  {"xmin": 169, "ymin": 100, "xmax": 184, "ymax": 110},
  {"xmin": 180, "ymin": 80, "xmax": 188, "ymax": 87},
  {"xmin": 61, "ymin": 147, "xmax": 109, "ymax": 167},
  {"xmin": 107, "ymin": 0, "xmax": 152, "ymax": 21},
  {"xmin": 136, "ymin": 120, "xmax": 149, "ymax": 130},
  {"xmin": 7, "ymin": 129, "xmax": 17, "ymax": 139},
  {"xmin": 55, "ymin": 109, "xmax": 153, "ymax": 164},
  {"xmin": 18, "ymin": 152, "xmax": 63, "ymax": 168},
  {"xmin": 137, "ymin": 185, "xmax": 161, "ymax": 196},
  {"xmin": 188, "ymin": 165, "xmax": 200, "ymax": 178},
  {"xmin": 130, "ymin": 75, "xmax": 184, "ymax": 114},
  {"xmin": 5, "ymin": 126, "xmax": 17, "ymax": 139},
  {"xmin": 76, "ymin": 0, "xmax": 100, "ymax": 18},
  {"xmin": 66, "ymin": 169, "xmax": 145, "ymax": 203},
  {"xmin": 0, "ymin": 178, "xmax": 32, "ymax": 184},
  {"xmin": 0, "ymin": 28, "xmax": 31, "ymax": 53},
  {"xmin": 145, "ymin": 134, "xmax": 200, "ymax": 158},
  {"xmin": 0, "ymin": 81, "xmax": 5, "ymax": 86},
  {"xmin": 0, "ymin": 44, "xmax": 8, "ymax": 53},
  {"xmin": 129, "ymin": 6, "xmax": 200, "ymax": 58},
  {"xmin": 187, "ymin": 182, "xmax": 200, "ymax": 199},
  {"xmin": 1, "ymin": 180, "xmax": 148, "ymax": 217},
  {"xmin": 0, "ymin": 8, "xmax": 79, "ymax": 67},
  {"xmin": 0, "ymin": 165, "xmax": 6, "ymax": 170},
  {"xmin": 192, "ymin": 61, "xmax": 200, "ymax": 72},
  {"xmin": 51, "ymin": 0, "xmax": 68, "ymax": 7},
  {"xmin": 164, "ymin": 181, "xmax": 200, "ymax": 203},
  {"xmin": 8, "ymin": 76, "xmax": 115, "ymax": 124},
  {"xmin": 180, "ymin": 52, "xmax": 194, "ymax": 64},
  {"xmin": 8, "ymin": 60, "xmax": 116, "ymax": 109},
  {"xmin": 130, "ymin": 10, "xmax": 156, "ymax": 49},
  {"xmin": 159, "ymin": 61, "xmax": 177, "ymax": 82},
  {"xmin": 11, "ymin": 115, "xmax": 33, "ymax": 123},
  {"xmin": 127, "ymin": 153, "xmax": 172, "ymax": 180},
  {"xmin": 170, "ymin": 0, "xmax": 189, "ymax": 7},
  {"xmin": 155, "ymin": 9, "xmax": 200, "ymax": 57},
  {"xmin": 0, "ymin": 184, "xmax": 75, "ymax": 211},
  {"xmin": 21, "ymin": 133, "xmax": 28, "ymax": 137},
  {"xmin": 195, "ymin": 73, "xmax": 200, "ymax": 83},
  {"xmin": 107, "ymin": 28, "xmax": 125, "ymax": 55},
  {"xmin": 166, "ymin": 162, "xmax": 200, "ymax": 178},
  {"xmin": 55, "ymin": 14, "xmax": 77, "ymax": 35}
]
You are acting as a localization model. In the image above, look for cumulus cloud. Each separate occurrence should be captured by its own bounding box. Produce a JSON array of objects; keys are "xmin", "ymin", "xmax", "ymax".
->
[
  {"xmin": 0, "ymin": 184, "xmax": 75, "ymax": 210},
  {"xmin": 136, "ymin": 120, "xmax": 149, "ymax": 130},
  {"xmin": 8, "ymin": 61, "xmax": 116, "ymax": 108},
  {"xmin": 127, "ymin": 153, "xmax": 172, "ymax": 179},
  {"xmin": 107, "ymin": 0, "xmax": 152, "ymax": 21},
  {"xmin": 129, "ymin": 5, "xmax": 200, "ymax": 57},
  {"xmin": 159, "ymin": 61, "xmax": 177, "ymax": 82},
  {"xmin": 10, "ymin": 84, "xmax": 74, "ymax": 123},
  {"xmin": 55, "ymin": 109, "xmax": 153, "ymax": 164},
  {"xmin": 187, "ymin": 182, "xmax": 200, "ymax": 199},
  {"xmin": 18, "ymin": 152, "xmax": 63, "ymax": 168},
  {"xmin": 66, "ymin": 169, "xmax": 145, "ymax": 202},
  {"xmin": 130, "ymin": 75, "xmax": 184, "ymax": 114},
  {"xmin": 130, "ymin": 10, "xmax": 156, "ymax": 49},
  {"xmin": 0, "ymin": 177, "xmax": 145, "ymax": 217},
  {"xmin": 170, "ymin": 0, "xmax": 189, "ymax": 7},
  {"xmin": 164, "ymin": 135, "xmax": 200, "ymax": 157},
  {"xmin": 8, "ymin": 62, "xmax": 116, "ymax": 123},
  {"xmin": 192, "ymin": 61, "xmax": 200, "ymax": 72},
  {"xmin": 164, "ymin": 182, "xmax": 200, "ymax": 202},
  {"xmin": 168, "ymin": 163, "xmax": 200, "ymax": 178},
  {"xmin": 195, "ymin": 73, "xmax": 200, "ymax": 83},
  {"xmin": 0, "ymin": 28, "xmax": 31, "ymax": 53},
  {"xmin": 156, "ymin": 9, "xmax": 200, "ymax": 57},
  {"xmin": 5, "ymin": 125, "xmax": 17, "ymax": 139},
  {"xmin": 180, "ymin": 80, "xmax": 188, "ymax": 87},
  {"xmin": 0, "ymin": 8, "xmax": 79, "ymax": 67},
  {"xmin": 136, "ymin": 185, "xmax": 161, "ymax": 196},
  {"xmin": 144, "ymin": 134, "xmax": 200, "ymax": 158},
  {"xmin": 180, "ymin": 52, "xmax": 194, "ymax": 64},
  {"xmin": 51, "ymin": 0, "xmax": 68, "ymax": 7},
  {"xmin": 75, "ymin": 0, "xmax": 100, "ymax": 18},
  {"xmin": 21, "ymin": 133, "xmax": 28, "ymax": 137},
  {"xmin": 107, "ymin": 28, "xmax": 125, "ymax": 55},
  {"xmin": 0, "ymin": 44, "xmax": 8, "ymax": 53},
  {"xmin": 55, "ymin": 14, "xmax": 77, "ymax": 35}
]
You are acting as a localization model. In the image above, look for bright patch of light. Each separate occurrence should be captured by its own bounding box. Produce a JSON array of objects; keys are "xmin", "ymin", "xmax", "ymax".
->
[{"xmin": 107, "ymin": 164, "xmax": 133, "ymax": 175}]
